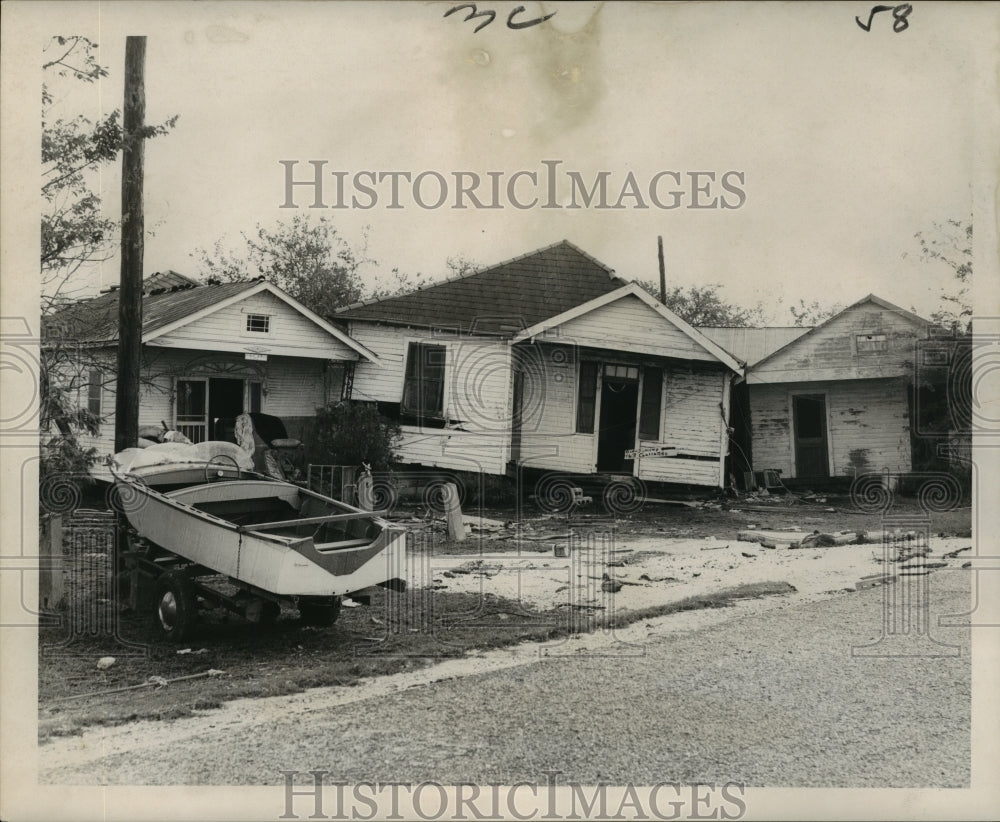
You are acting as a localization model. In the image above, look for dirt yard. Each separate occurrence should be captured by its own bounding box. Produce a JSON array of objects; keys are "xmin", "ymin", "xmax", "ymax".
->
[{"xmin": 38, "ymin": 492, "xmax": 971, "ymax": 742}]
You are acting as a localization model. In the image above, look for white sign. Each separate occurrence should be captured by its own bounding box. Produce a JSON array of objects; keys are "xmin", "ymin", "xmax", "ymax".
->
[
  {"xmin": 244, "ymin": 352, "xmax": 268, "ymax": 362},
  {"xmin": 624, "ymin": 445, "xmax": 678, "ymax": 460}
]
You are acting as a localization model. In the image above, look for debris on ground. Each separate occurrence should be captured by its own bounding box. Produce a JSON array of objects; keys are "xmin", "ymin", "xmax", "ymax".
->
[
  {"xmin": 601, "ymin": 573, "xmax": 623, "ymax": 593},
  {"xmin": 800, "ymin": 530, "xmax": 867, "ymax": 548},
  {"xmin": 944, "ymin": 546, "xmax": 972, "ymax": 559},
  {"xmin": 96, "ymin": 657, "xmax": 116, "ymax": 670}
]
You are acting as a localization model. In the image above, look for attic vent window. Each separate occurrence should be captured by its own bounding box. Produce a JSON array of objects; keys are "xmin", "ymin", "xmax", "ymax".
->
[
  {"xmin": 856, "ymin": 333, "xmax": 887, "ymax": 352},
  {"xmin": 246, "ymin": 314, "xmax": 271, "ymax": 333}
]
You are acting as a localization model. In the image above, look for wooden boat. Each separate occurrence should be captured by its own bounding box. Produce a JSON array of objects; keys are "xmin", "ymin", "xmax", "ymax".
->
[{"xmin": 112, "ymin": 469, "xmax": 407, "ymax": 640}]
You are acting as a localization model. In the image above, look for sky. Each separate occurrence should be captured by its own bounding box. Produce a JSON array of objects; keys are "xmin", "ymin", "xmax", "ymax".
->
[{"xmin": 20, "ymin": 2, "xmax": 1000, "ymax": 322}]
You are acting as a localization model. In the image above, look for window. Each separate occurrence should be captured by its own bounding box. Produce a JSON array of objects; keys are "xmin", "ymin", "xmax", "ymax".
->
[
  {"xmin": 86, "ymin": 369, "xmax": 102, "ymax": 418},
  {"xmin": 246, "ymin": 313, "xmax": 270, "ymax": 333},
  {"xmin": 639, "ymin": 367, "xmax": 663, "ymax": 440},
  {"xmin": 401, "ymin": 342, "xmax": 446, "ymax": 421},
  {"xmin": 856, "ymin": 333, "xmax": 887, "ymax": 353},
  {"xmin": 576, "ymin": 361, "xmax": 599, "ymax": 434},
  {"xmin": 604, "ymin": 364, "xmax": 638, "ymax": 380}
]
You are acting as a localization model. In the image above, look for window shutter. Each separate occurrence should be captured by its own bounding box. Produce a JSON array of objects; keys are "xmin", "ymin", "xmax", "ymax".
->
[
  {"xmin": 576, "ymin": 361, "xmax": 598, "ymax": 434},
  {"xmin": 639, "ymin": 367, "xmax": 663, "ymax": 440}
]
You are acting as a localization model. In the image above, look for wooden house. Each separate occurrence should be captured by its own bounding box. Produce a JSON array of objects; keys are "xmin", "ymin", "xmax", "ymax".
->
[
  {"xmin": 43, "ymin": 272, "xmax": 378, "ymax": 462},
  {"xmin": 337, "ymin": 241, "xmax": 744, "ymax": 487},
  {"xmin": 701, "ymin": 295, "xmax": 931, "ymax": 483}
]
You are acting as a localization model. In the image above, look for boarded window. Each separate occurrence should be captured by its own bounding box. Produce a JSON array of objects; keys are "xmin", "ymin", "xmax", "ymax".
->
[
  {"xmin": 856, "ymin": 333, "xmax": 887, "ymax": 352},
  {"xmin": 246, "ymin": 313, "xmax": 270, "ymax": 333},
  {"xmin": 576, "ymin": 361, "xmax": 599, "ymax": 434},
  {"xmin": 401, "ymin": 342, "xmax": 446, "ymax": 420},
  {"xmin": 86, "ymin": 369, "xmax": 102, "ymax": 417},
  {"xmin": 638, "ymin": 367, "xmax": 663, "ymax": 440}
]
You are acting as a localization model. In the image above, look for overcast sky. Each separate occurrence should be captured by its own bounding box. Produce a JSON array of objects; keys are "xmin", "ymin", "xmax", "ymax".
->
[{"xmin": 22, "ymin": 2, "xmax": 999, "ymax": 322}]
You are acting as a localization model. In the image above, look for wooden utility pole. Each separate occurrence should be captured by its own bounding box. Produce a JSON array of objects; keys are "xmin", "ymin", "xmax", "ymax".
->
[
  {"xmin": 657, "ymin": 235, "xmax": 666, "ymax": 305},
  {"xmin": 115, "ymin": 36, "xmax": 146, "ymax": 453}
]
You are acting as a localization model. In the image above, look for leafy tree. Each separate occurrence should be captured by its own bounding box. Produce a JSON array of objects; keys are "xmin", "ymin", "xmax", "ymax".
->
[
  {"xmin": 636, "ymin": 281, "xmax": 767, "ymax": 326},
  {"xmin": 913, "ymin": 218, "xmax": 972, "ymax": 333},
  {"xmin": 192, "ymin": 215, "xmax": 366, "ymax": 317},
  {"xmin": 42, "ymin": 36, "xmax": 176, "ymax": 308},
  {"xmin": 40, "ymin": 36, "xmax": 176, "ymax": 489},
  {"xmin": 788, "ymin": 298, "xmax": 843, "ymax": 327}
]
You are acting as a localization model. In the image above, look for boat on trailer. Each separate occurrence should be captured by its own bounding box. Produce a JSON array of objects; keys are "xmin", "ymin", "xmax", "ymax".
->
[{"xmin": 112, "ymin": 467, "xmax": 407, "ymax": 641}]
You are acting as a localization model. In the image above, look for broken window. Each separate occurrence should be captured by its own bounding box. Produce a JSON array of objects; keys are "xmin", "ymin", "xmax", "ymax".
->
[
  {"xmin": 639, "ymin": 367, "xmax": 663, "ymax": 440},
  {"xmin": 856, "ymin": 333, "xmax": 887, "ymax": 352},
  {"xmin": 401, "ymin": 342, "xmax": 446, "ymax": 422},
  {"xmin": 576, "ymin": 361, "xmax": 599, "ymax": 434},
  {"xmin": 246, "ymin": 313, "xmax": 271, "ymax": 333}
]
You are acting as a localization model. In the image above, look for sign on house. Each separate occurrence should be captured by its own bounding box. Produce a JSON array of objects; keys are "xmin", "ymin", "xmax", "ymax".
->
[{"xmin": 624, "ymin": 445, "xmax": 678, "ymax": 459}]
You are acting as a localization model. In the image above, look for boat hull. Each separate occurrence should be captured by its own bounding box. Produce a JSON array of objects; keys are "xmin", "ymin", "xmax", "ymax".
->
[{"xmin": 115, "ymin": 475, "xmax": 406, "ymax": 597}]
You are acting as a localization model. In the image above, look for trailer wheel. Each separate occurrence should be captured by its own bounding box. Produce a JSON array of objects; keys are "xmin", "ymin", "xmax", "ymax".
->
[
  {"xmin": 299, "ymin": 597, "xmax": 341, "ymax": 627},
  {"xmin": 153, "ymin": 571, "xmax": 198, "ymax": 642}
]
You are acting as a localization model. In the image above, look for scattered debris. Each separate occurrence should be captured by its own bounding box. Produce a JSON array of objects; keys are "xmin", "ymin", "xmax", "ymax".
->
[
  {"xmin": 601, "ymin": 574, "xmax": 623, "ymax": 593},
  {"xmin": 738, "ymin": 529, "xmax": 802, "ymax": 547},
  {"xmin": 96, "ymin": 657, "xmax": 116, "ymax": 670},
  {"xmin": 943, "ymin": 546, "xmax": 972, "ymax": 559},
  {"xmin": 700, "ymin": 543, "xmax": 729, "ymax": 551},
  {"xmin": 148, "ymin": 675, "xmax": 169, "ymax": 688},
  {"xmin": 741, "ymin": 552, "xmax": 756, "ymax": 558}
]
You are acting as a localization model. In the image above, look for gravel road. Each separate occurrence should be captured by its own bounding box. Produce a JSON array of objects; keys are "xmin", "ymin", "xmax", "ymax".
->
[{"xmin": 40, "ymin": 568, "xmax": 971, "ymax": 788}]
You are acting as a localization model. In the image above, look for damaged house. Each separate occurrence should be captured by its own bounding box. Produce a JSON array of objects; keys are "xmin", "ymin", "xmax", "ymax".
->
[
  {"xmin": 701, "ymin": 295, "xmax": 939, "ymax": 486},
  {"xmin": 336, "ymin": 241, "xmax": 743, "ymax": 489},
  {"xmin": 43, "ymin": 271, "xmax": 378, "ymax": 466}
]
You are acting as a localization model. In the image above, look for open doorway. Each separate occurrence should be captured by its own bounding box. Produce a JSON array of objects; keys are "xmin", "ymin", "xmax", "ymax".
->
[
  {"xmin": 209, "ymin": 378, "xmax": 245, "ymax": 442},
  {"xmin": 596, "ymin": 366, "xmax": 639, "ymax": 473}
]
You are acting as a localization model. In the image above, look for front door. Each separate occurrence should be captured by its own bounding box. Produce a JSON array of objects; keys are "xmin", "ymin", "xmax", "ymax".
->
[
  {"xmin": 793, "ymin": 394, "xmax": 829, "ymax": 478},
  {"xmin": 596, "ymin": 369, "xmax": 639, "ymax": 473}
]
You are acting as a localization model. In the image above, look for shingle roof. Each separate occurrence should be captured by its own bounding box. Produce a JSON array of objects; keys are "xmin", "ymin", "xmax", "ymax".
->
[
  {"xmin": 698, "ymin": 326, "xmax": 810, "ymax": 366},
  {"xmin": 337, "ymin": 240, "xmax": 626, "ymax": 335},
  {"xmin": 44, "ymin": 276, "xmax": 259, "ymax": 344}
]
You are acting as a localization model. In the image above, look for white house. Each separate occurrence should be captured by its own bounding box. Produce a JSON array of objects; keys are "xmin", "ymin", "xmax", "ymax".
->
[
  {"xmin": 336, "ymin": 241, "xmax": 744, "ymax": 488},
  {"xmin": 43, "ymin": 271, "xmax": 379, "ymax": 460}
]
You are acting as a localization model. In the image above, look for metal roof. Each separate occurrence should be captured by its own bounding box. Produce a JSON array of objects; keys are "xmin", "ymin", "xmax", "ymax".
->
[{"xmin": 698, "ymin": 326, "xmax": 811, "ymax": 365}]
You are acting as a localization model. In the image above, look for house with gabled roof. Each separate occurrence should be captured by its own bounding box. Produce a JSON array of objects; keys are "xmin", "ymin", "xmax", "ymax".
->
[
  {"xmin": 701, "ymin": 295, "xmax": 933, "ymax": 484},
  {"xmin": 44, "ymin": 273, "xmax": 378, "ymax": 460},
  {"xmin": 337, "ymin": 240, "xmax": 744, "ymax": 488}
]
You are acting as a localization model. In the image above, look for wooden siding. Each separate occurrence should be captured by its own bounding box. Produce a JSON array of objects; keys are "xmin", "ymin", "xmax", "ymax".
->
[
  {"xmin": 551, "ymin": 294, "xmax": 717, "ymax": 362},
  {"xmin": 348, "ymin": 324, "xmax": 512, "ymax": 430},
  {"xmin": 397, "ymin": 429, "xmax": 508, "ymax": 476},
  {"xmin": 747, "ymin": 301, "xmax": 927, "ymax": 384},
  {"xmin": 153, "ymin": 291, "xmax": 359, "ymax": 360},
  {"xmin": 749, "ymin": 377, "xmax": 912, "ymax": 479},
  {"xmin": 75, "ymin": 347, "xmax": 332, "ymax": 459},
  {"xmin": 516, "ymin": 343, "xmax": 727, "ymax": 485}
]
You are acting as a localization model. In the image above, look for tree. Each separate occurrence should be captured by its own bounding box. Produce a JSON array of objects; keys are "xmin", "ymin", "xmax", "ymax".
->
[
  {"xmin": 636, "ymin": 281, "xmax": 767, "ymax": 326},
  {"xmin": 192, "ymin": 215, "xmax": 365, "ymax": 317},
  {"xmin": 42, "ymin": 36, "xmax": 176, "ymax": 309},
  {"xmin": 40, "ymin": 36, "xmax": 176, "ymax": 489},
  {"xmin": 913, "ymin": 218, "xmax": 972, "ymax": 333},
  {"xmin": 788, "ymin": 298, "xmax": 842, "ymax": 327}
]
